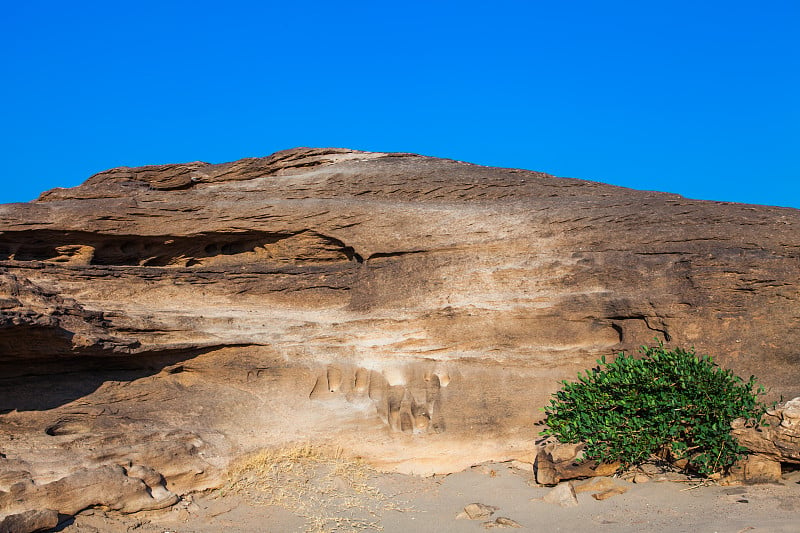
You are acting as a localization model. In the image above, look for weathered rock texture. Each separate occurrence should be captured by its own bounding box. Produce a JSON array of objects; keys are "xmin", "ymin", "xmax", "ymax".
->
[
  {"xmin": 733, "ymin": 397, "xmax": 800, "ymax": 465},
  {"xmin": 1, "ymin": 147, "xmax": 799, "ymax": 523}
]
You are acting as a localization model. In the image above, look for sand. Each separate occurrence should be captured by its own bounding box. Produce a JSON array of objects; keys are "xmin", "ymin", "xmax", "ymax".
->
[{"xmin": 54, "ymin": 460, "xmax": 800, "ymax": 533}]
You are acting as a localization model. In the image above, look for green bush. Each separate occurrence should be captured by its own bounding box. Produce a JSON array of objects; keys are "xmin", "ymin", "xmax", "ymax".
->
[{"xmin": 540, "ymin": 343, "xmax": 770, "ymax": 476}]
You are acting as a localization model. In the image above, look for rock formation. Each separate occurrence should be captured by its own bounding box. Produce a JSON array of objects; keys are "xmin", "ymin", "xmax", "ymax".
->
[
  {"xmin": 1, "ymin": 147, "xmax": 799, "ymax": 526},
  {"xmin": 732, "ymin": 397, "xmax": 800, "ymax": 465}
]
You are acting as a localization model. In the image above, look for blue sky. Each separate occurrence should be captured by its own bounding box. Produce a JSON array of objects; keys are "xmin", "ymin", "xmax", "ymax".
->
[{"xmin": 2, "ymin": 1, "xmax": 798, "ymax": 207}]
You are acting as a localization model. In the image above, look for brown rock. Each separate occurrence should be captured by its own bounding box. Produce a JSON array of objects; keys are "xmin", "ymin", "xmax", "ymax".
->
[
  {"xmin": 457, "ymin": 503, "xmax": 499, "ymax": 520},
  {"xmin": 1, "ymin": 148, "xmax": 800, "ymax": 521},
  {"xmin": 574, "ymin": 476, "xmax": 623, "ymax": 494},
  {"xmin": 742, "ymin": 455, "xmax": 783, "ymax": 484},
  {"xmin": 534, "ymin": 443, "xmax": 620, "ymax": 484},
  {"xmin": 0, "ymin": 464, "xmax": 178, "ymax": 519},
  {"xmin": 483, "ymin": 517, "xmax": 523, "ymax": 528},
  {"xmin": 0, "ymin": 509, "xmax": 59, "ymax": 533},
  {"xmin": 540, "ymin": 482, "xmax": 579, "ymax": 507},
  {"xmin": 534, "ymin": 451, "xmax": 560, "ymax": 485},
  {"xmin": 782, "ymin": 468, "xmax": 800, "ymax": 483},
  {"xmin": 732, "ymin": 397, "xmax": 800, "ymax": 465},
  {"xmin": 548, "ymin": 442, "xmax": 585, "ymax": 463},
  {"xmin": 591, "ymin": 486, "xmax": 629, "ymax": 500}
]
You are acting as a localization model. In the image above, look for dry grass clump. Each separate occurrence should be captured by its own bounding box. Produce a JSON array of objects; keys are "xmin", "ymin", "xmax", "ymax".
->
[{"xmin": 223, "ymin": 444, "xmax": 409, "ymax": 532}]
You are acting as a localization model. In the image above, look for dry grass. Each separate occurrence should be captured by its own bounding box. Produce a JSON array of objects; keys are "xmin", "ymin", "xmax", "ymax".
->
[{"xmin": 223, "ymin": 444, "xmax": 411, "ymax": 532}]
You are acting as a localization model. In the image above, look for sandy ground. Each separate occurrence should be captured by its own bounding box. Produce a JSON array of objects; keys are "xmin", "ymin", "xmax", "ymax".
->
[{"xmin": 54, "ymin": 461, "xmax": 800, "ymax": 533}]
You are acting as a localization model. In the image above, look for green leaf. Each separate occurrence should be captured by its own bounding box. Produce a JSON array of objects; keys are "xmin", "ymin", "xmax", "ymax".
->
[{"xmin": 539, "ymin": 343, "xmax": 770, "ymax": 477}]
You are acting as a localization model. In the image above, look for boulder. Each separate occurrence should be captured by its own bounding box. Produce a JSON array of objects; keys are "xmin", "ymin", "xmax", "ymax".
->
[
  {"xmin": 732, "ymin": 397, "xmax": 800, "ymax": 465},
  {"xmin": 540, "ymin": 482, "xmax": 579, "ymax": 507},
  {"xmin": 0, "ymin": 509, "xmax": 58, "ymax": 533},
  {"xmin": 0, "ymin": 464, "xmax": 178, "ymax": 517},
  {"xmin": 534, "ymin": 441, "xmax": 620, "ymax": 485},
  {"xmin": 726, "ymin": 454, "xmax": 783, "ymax": 484}
]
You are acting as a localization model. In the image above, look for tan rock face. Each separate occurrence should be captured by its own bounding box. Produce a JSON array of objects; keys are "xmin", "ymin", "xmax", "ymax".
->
[
  {"xmin": 1, "ymin": 147, "xmax": 799, "ymax": 518},
  {"xmin": 732, "ymin": 397, "xmax": 800, "ymax": 465}
]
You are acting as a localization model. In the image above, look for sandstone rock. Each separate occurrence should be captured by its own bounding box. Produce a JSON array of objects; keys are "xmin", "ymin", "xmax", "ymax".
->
[
  {"xmin": 732, "ymin": 397, "xmax": 800, "ymax": 465},
  {"xmin": 457, "ymin": 502, "xmax": 500, "ymax": 520},
  {"xmin": 638, "ymin": 463, "xmax": 663, "ymax": 476},
  {"xmin": 591, "ymin": 486, "xmax": 628, "ymax": 500},
  {"xmin": 0, "ymin": 509, "xmax": 59, "ymax": 533},
  {"xmin": 574, "ymin": 476, "xmax": 629, "ymax": 500},
  {"xmin": 533, "ymin": 452, "xmax": 560, "ymax": 486},
  {"xmin": 548, "ymin": 442, "xmax": 585, "ymax": 463},
  {"xmin": 1, "ymin": 147, "xmax": 800, "ymax": 521},
  {"xmin": 782, "ymin": 468, "xmax": 800, "ymax": 483},
  {"xmin": 483, "ymin": 517, "xmax": 523, "ymax": 528},
  {"xmin": 0, "ymin": 464, "xmax": 178, "ymax": 517},
  {"xmin": 534, "ymin": 443, "xmax": 620, "ymax": 485},
  {"xmin": 573, "ymin": 476, "xmax": 624, "ymax": 494},
  {"xmin": 733, "ymin": 455, "xmax": 783, "ymax": 484},
  {"xmin": 540, "ymin": 482, "xmax": 579, "ymax": 507},
  {"xmin": 0, "ymin": 272, "xmax": 139, "ymax": 361}
]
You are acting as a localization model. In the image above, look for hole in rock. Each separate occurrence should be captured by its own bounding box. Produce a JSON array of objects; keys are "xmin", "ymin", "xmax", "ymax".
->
[{"xmin": 0, "ymin": 229, "xmax": 361, "ymax": 267}]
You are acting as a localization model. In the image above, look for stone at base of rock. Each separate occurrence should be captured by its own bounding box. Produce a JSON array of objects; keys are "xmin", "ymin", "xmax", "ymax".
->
[
  {"xmin": 574, "ymin": 476, "xmax": 629, "ymax": 500},
  {"xmin": 726, "ymin": 455, "xmax": 783, "ymax": 484},
  {"xmin": 456, "ymin": 503, "xmax": 499, "ymax": 520},
  {"xmin": 591, "ymin": 486, "xmax": 628, "ymax": 500},
  {"xmin": 782, "ymin": 468, "xmax": 800, "ymax": 483},
  {"xmin": 732, "ymin": 398, "xmax": 800, "ymax": 465},
  {"xmin": 540, "ymin": 482, "xmax": 578, "ymax": 507},
  {"xmin": 483, "ymin": 517, "xmax": 522, "ymax": 529},
  {"xmin": 534, "ymin": 443, "xmax": 620, "ymax": 485},
  {"xmin": 0, "ymin": 509, "xmax": 59, "ymax": 533},
  {"xmin": 574, "ymin": 477, "xmax": 622, "ymax": 494}
]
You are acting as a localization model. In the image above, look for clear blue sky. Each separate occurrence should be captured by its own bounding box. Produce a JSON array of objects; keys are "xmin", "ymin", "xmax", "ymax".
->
[{"xmin": 2, "ymin": 1, "xmax": 798, "ymax": 207}]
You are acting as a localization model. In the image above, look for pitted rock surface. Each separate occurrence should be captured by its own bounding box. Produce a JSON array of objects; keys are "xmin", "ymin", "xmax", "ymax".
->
[{"xmin": 1, "ymin": 147, "xmax": 799, "ymax": 522}]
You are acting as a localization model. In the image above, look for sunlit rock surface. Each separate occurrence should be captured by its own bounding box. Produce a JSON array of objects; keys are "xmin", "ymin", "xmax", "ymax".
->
[{"xmin": 1, "ymin": 147, "xmax": 798, "ymax": 521}]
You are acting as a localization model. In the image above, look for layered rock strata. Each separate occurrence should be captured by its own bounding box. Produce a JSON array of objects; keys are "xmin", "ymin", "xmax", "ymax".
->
[{"xmin": 1, "ymin": 147, "xmax": 799, "ymax": 525}]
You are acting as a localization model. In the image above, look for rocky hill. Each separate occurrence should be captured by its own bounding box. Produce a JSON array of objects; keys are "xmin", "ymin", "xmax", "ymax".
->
[{"xmin": 1, "ymin": 148, "xmax": 798, "ymax": 525}]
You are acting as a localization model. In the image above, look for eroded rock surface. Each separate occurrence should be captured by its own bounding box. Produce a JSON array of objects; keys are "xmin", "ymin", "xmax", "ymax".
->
[
  {"xmin": 732, "ymin": 397, "xmax": 800, "ymax": 465},
  {"xmin": 1, "ymin": 147, "xmax": 799, "ymax": 523}
]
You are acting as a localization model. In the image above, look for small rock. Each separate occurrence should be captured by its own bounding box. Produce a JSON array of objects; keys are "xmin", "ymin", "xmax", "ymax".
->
[
  {"xmin": 540, "ymin": 481, "xmax": 578, "ymax": 507},
  {"xmin": 457, "ymin": 503, "xmax": 500, "ymax": 520},
  {"xmin": 574, "ymin": 476, "xmax": 620, "ymax": 494},
  {"xmin": 482, "ymin": 517, "xmax": 523, "ymax": 529},
  {"xmin": 0, "ymin": 509, "xmax": 59, "ymax": 533},
  {"xmin": 672, "ymin": 458, "xmax": 689, "ymax": 470},
  {"xmin": 548, "ymin": 442, "xmax": 585, "ymax": 463},
  {"xmin": 574, "ymin": 476, "xmax": 629, "ymax": 500},
  {"xmin": 638, "ymin": 463, "xmax": 662, "ymax": 475},
  {"xmin": 591, "ymin": 486, "xmax": 628, "ymax": 500},
  {"xmin": 782, "ymin": 468, "xmax": 800, "ymax": 483},
  {"xmin": 533, "ymin": 452, "xmax": 559, "ymax": 486},
  {"xmin": 633, "ymin": 474, "xmax": 650, "ymax": 483},
  {"xmin": 743, "ymin": 455, "xmax": 782, "ymax": 484},
  {"xmin": 332, "ymin": 475, "xmax": 350, "ymax": 491}
]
